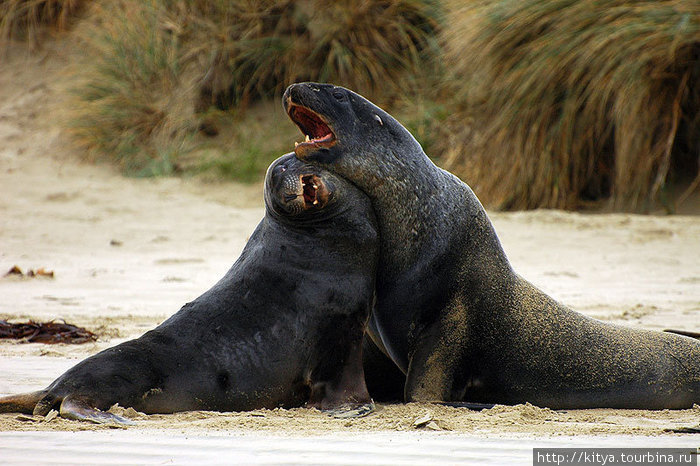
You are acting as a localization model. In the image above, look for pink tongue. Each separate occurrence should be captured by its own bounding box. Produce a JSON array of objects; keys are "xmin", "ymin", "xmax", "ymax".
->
[{"xmin": 315, "ymin": 133, "xmax": 333, "ymax": 142}]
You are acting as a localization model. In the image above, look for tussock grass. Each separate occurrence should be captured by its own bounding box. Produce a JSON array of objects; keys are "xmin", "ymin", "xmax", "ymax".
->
[
  {"xmin": 7, "ymin": 0, "xmax": 699, "ymax": 212},
  {"xmin": 440, "ymin": 0, "xmax": 700, "ymax": 211},
  {"xmin": 195, "ymin": 0, "xmax": 440, "ymax": 108},
  {"xmin": 69, "ymin": 0, "xmax": 440, "ymax": 177},
  {"xmin": 69, "ymin": 1, "xmax": 198, "ymax": 176},
  {"xmin": 0, "ymin": 0, "xmax": 85, "ymax": 45}
]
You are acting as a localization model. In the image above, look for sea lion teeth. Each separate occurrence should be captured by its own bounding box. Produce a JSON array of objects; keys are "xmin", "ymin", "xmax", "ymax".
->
[
  {"xmin": 313, "ymin": 185, "xmax": 318, "ymax": 189},
  {"xmin": 295, "ymin": 142, "xmax": 299, "ymax": 147},
  {"xmin": 305, "ymin": 135, "xmax": 310, "ymax": 142},
  {"xmin": 313, "ymin": 200, "xmax": 318, "ymax": 205}
]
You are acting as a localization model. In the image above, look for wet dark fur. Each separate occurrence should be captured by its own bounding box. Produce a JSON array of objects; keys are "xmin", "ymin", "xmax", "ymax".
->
[
  {"xmin": 285, "ymin": 82, "xmax": 700, "ymax": 409},
  {"xmin": 0, "ymin": 153, "xmax": 378, "ymax": 419}
]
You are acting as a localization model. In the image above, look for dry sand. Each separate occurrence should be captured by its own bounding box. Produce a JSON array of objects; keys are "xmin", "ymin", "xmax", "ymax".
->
[{"xmin": 1, "ymin": 40, "xmax": 699, "ymax": 461}]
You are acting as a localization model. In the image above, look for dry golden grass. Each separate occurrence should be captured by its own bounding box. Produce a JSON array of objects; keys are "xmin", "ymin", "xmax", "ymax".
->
[
  {"xmin": 68, "ymin": 0, "xmax": 440, "ymax": 176},
  {"xmin": 439, "ymin": 0, "xmax": 700, "ymax": 211},
  {"xmin": 171, "ymin": 0, "xmax": 441, "ymax": 109},
  {"xmin": 0, "ymin": 0, "xmax": 85, "ymax": 46},
  {"xmin": 68, "ymin": 0, "xmax": 199, "ymax": 175},
  {"xmin": 14, "ymin": 0, "xmax": 697, "ymax": 210}
]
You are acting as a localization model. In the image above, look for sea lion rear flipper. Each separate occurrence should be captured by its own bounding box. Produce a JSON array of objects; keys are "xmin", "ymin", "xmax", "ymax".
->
[
  {"xmin": 59, "ymin": 395, "xmax": 134, "ymax": 425},
  {"xmin": 0, "ymin": 390, "xmax": 46, "ymax": 414},
  {"xmin": 33, "ymin": 392, "xmax": 60, "ymax": 416}
]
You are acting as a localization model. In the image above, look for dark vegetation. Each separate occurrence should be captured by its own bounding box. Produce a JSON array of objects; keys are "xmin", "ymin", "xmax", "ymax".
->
[{"xmin": 0, "ymin": 320, "xmax": 97, "ymax": 344}]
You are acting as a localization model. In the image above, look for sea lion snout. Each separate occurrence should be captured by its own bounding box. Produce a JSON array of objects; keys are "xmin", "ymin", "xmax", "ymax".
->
[
  {"xmin": 284, "ymin": 83, "xmax": 341, "ymax": 160},
  {"xmin": 283, "ymin": 82, "xmax": 332, "ymax": 105},
  {"xmin": 267, "ymin": 155, "xmax": 333, "ymax": 214},
  {"xmin": 268, "ymin": 159, "xmax": 289, "ymax": 187}
]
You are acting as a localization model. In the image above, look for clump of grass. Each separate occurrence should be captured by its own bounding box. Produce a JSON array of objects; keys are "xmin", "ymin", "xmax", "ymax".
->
[
  {"xmin": 70, "ymin": 0, "xmax": 200, "ymax": 176},
  {"xmin": 439, "ymin": 0, "xmax": 700, "ymax": 211},
  {"xmin": 69, "ymin": 0, "xmax": 441, "ymax": 178},
  {"xmin": 185, "ymin": 0, "xmax": 441, "ymax": 109},
  {"xmin": 0, "ymin": 0, "xmax": 85, "ymax": 46}
]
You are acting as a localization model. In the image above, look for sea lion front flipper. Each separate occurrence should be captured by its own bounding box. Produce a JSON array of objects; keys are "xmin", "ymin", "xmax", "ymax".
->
[
  {"xmin": 665, "ymin": 425, "xmax": 700, "ymax": 434},
  {"xmin": 404, "ymin": 353, "xmax": 452, "ymax": 403},
  {"xmin": 325, "ymin": 401, "xmax": 375, "ymax": 419},
  {"xmin": 307, "ymin": 338, "xmax": 375, "ymax": 415},
  {"xmin": 59, "ymin": 395, "xmax": 134, "ymax": 426},
  {"xmin": 404, "ymin": 314, "xmax": 466, "ymax": 403},
  {"xmin": 435, "ymin": 401, "xmax": 495, "ymax": 411}
]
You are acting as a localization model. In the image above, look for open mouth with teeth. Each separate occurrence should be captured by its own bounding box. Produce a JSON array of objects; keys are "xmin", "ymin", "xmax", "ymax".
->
[
  {"xmin": 302, "ymin": 174, "xmax": 320, "ymax": 206},
  {"xmin": 293, "ymin": 174, "xmax": 329, "ymax": 210},
  {"xmin": 287, "ymin": 104, "xmax": 337, "ymax": 155}
]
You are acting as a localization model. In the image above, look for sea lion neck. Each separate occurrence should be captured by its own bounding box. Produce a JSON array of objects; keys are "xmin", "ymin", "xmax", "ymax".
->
[{"xmin": 372, "ymin": 161, "xmax": 511, "ymax": 286}]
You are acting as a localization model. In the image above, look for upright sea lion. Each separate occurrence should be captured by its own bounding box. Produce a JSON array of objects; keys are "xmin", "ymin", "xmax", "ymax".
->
[
  {"xmin": 0, "ymin": 153, "xmax": 378, "ymax": 423},
  {"xmin": 283, "ymin": 82, "xmax": 700, "ymax": 409}
]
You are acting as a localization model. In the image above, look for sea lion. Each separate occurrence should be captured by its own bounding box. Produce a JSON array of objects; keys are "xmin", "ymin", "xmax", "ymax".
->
[
  {"xmin": 283, "ymin": 82, "xmax": 700, "ymax": 409},
  {"xmin": 0, "ymin": 153, "xmax": 378, "ymax": 423}
]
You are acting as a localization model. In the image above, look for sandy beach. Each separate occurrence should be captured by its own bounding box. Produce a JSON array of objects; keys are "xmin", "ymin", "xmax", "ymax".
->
[{"xmin": 1, "ymin": 44, "xmax": 698, "ymax": 464}]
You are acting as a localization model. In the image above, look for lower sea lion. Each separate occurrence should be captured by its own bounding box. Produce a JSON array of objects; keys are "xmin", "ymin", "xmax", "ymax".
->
[
  {"xmin": 283, "ymin": 82, "xmax": 700, "ymax": 409},
  {"xmin": 0, "ymin": 153, "xmax": 378, "ymax": 423}
]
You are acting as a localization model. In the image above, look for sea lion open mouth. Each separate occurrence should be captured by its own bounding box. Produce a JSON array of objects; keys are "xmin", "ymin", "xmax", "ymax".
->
[
  {"xmin": 301, "ymin": 174, "xmax": 329, "ymax": 209},
  {"xmin": 278, "ymin": 170, "xmax": 330, "ymax": 214},
  {"xmin": 288, "ymin": 104, "xmax": 337, "ymax": 155}
]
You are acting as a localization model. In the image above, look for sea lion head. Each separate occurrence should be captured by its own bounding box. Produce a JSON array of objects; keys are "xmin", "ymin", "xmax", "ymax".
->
[
  {"xmin": 264, "ymin": 152, "xmax": 338, "ymax": 219},
  {"xmin": 283, "ymin": 82, "xmax": 424, "ymax": 185}
]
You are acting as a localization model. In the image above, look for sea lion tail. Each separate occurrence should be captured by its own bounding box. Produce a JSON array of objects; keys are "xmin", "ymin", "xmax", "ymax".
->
[{"xmin": 0, "ymin": 390, "xmax": 46, "ymax": 414}]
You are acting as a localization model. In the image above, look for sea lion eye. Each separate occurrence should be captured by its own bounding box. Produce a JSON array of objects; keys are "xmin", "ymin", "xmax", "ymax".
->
[{"xmin": 332, "ymin": 90, "xmax": 346, "ymax": 101}]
